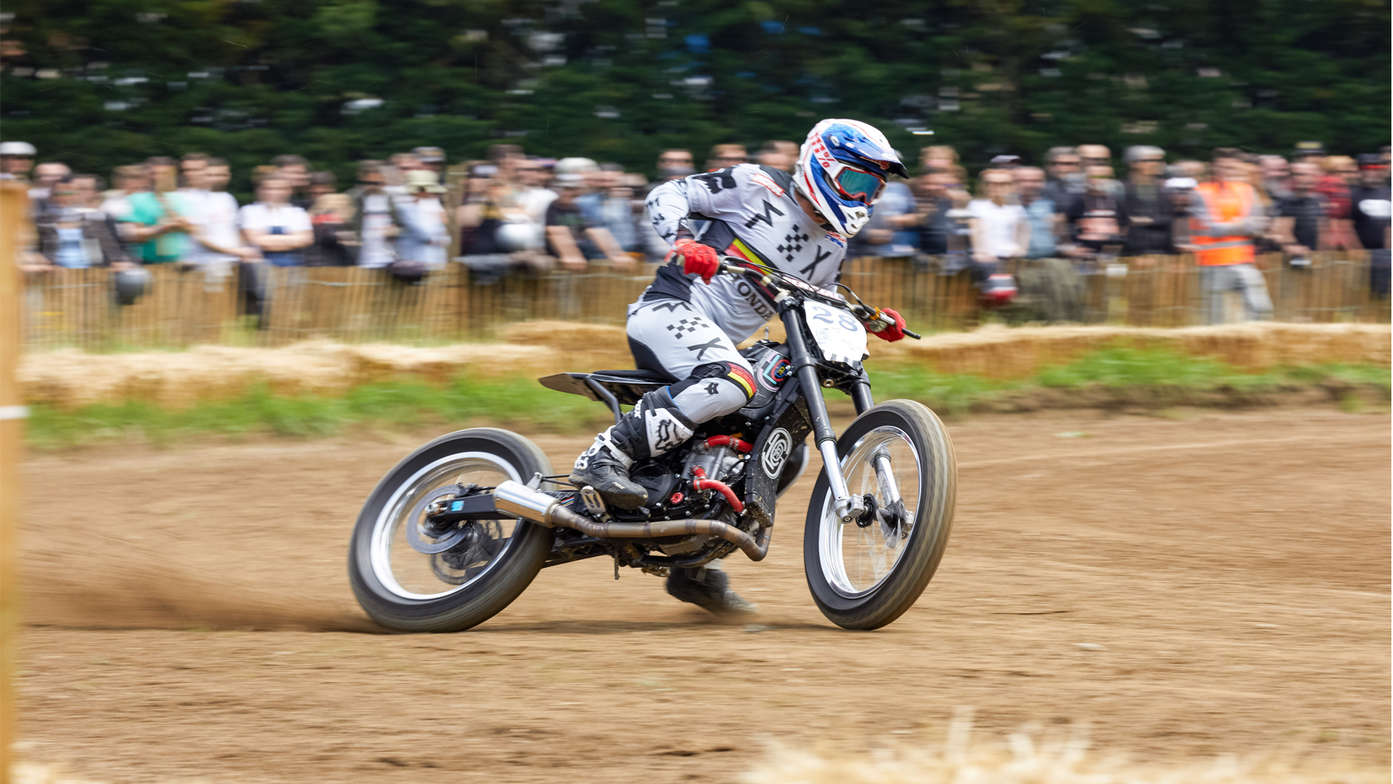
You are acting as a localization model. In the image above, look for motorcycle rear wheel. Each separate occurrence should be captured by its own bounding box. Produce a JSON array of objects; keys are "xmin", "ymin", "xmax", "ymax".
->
[
  {"xmin": 803, "ymin": 400, "xmax": 956, "ymax": 630},
  {"xmin": 348, "ymin": 428, "xmax": 555, "ymax": 632}
]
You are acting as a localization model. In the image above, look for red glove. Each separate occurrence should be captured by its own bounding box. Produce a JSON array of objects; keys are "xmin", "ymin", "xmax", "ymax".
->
[
  {"xmin": 667, "ymin": 239, "xmax": 719, "ymax": 283},
  {"xmin": 867, "ymin": 308, "xmax": 906, "ymax": 342}
]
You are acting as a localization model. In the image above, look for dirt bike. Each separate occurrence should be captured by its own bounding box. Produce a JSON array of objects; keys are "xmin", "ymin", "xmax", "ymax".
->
[{"xmin": 348, "ymin": 259, "xmax": 957, "ymax": 631}]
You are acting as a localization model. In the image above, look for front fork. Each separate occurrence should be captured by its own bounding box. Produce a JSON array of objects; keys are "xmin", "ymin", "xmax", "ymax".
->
[
  {"xmin": 852, "ymin": 374, "xmax": 907, "ymax": 517},
  {"xmin": 783, "ymin": 307, "xmax": 903, "ymax": 524}
]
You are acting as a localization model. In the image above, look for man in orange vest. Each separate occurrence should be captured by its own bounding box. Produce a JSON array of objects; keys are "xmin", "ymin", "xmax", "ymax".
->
[{"xmin": 1191, "ymin": 148, "xmax": 1273, "ymax": 323}]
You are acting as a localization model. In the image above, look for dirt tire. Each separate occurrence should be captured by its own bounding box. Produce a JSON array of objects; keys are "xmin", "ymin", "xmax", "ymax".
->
[
  {"xmin": 348, "ymin": 428, "xmax": 555, "ymax": 632},
  {"xmin": 803, "ymin": 399, "xmax": 956, "ymax": 630}
]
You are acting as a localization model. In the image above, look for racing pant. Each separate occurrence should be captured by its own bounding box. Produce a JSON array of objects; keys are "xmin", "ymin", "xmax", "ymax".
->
[{"xmin": 610, "ymin": 296, "xmax": 757, "ymax": 459}]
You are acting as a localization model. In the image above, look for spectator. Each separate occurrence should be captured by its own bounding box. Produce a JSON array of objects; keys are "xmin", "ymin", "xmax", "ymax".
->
[
  {"xmin": 0, "ymin": 140, "xmax": 35, "ymax": 182},
  {"xmin": 348, "ymin": 160, "xmax": 401, "ymax": 269},
  {"xmin": 1258, "ymin": 155, "xmax": 1292, "ymax": 202},
  {"xmin": 185, "ymin": 157, "xmax": 258, "ymax": 281},
  {"xmin": 273, "ymin": 154, "xmax": 312, "ymax": 209},
  {"xmin": 655, "ymin": 149, "xmax": 695, "ymax": 182},
  {"xmin": 545, "ymin": 173, "xmax": 631, "ymax": 271},
  {"xmin": 1065, "ymin": 164, "xmax": 1124, "ymax": 261},
  {"xmin": 1350, "ymin": 153, "xmax": 1391, "ymax": 296},
  {"xmin": 1190, "ymin": 147, "xmax": 1273, "ymax": 323},
  {"xmin": 1043, "ymin": 146, "xmax": 1082, "ymax": 208},
  {"xmin": 1015, "ymin": 166, "xmax": 1060, "ymax": 259},
  {"xmin": 967, "ymin": 168, "xmax": 1027, "ymax": 286},
  {"xmin": 100, "ymin": 165, "xmax": 149, "ymax": 254},
  {"xmin": 911, "ymin": 167, "xmax": 955, "ymax": 256},
  {"xmin": 1119, "ymin": 145, "xmax": 1174, "ymax": 255},
  {"xmin": 851, "ymin": 173, "xmax": 917, "ymax": 258},
  {"xmin": 919, "ymin": 145, "xmax": 958, "ymax": 174},
  {"xmin": 1272, "ymin": 161, "xmax": 1328, "ymax": 265},
  {"xmin": 239, "ymin": 174, "xmax": 313, "ymax": 267},
  {"xmin": 122, "ymin": 157, "xmax": 196, "ymax": 264},
  {"xmin": 394, "ymin": 169, "xmax": 451, "ymax": 272},
  {"xmin": 1165, "ymin": 177, "xmax": 1199, "ymax": 251},
  {"xmin": 1350, "ymin": 154, "xmax": 1391, "ymax": 251},
  {"xmin": 308, "ymin": 172, "xmax": 355, "ymax": 267},
  {"xmin": 705, "ymin": 143, "xmax": 747, "ymax": 170},
  {"xmin": 32, "ymin": 174, "xmax": 132, "ymax": 270},
  {"xmin": 757, "ymin": 140, "xmax": 797, "ymax": 173},
  {"xmin": 29, "ymin": 160, "xmax": 71, "ymax": 217},
  {"xmin": 582, "ymin": 165, "xmax": 645, "ymax": 256},
  {"xmin": 179, "ymin": 153, "xmax": 209, "ymax": 190},
  {"xmin": 413, "ymin": 146, "xmax": 446, "ymax": 177},
  {"xmin": 514, "ymin": 157, "xmax": 556, "ymax": 231}
]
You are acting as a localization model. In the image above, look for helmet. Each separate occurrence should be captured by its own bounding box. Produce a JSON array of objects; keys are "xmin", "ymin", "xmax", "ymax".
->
[
  {"xmin": 112, "ymin": 266, "xmax": 151, "ymax": 306},
  {"xmin": 793, "ymin": 119, "xmax": 908, "ymax": 237}
]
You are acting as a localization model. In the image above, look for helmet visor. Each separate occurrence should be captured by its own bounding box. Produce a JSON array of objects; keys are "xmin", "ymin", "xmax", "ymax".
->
[{"xmin": 832, "ymin": 166, "xmax": 886, "ymax": 203}]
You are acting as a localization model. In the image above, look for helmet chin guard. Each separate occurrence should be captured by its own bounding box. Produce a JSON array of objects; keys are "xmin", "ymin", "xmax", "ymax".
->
[{"xmin": 793, "ymin": 119, "xmax": 907, "ymax": 237}]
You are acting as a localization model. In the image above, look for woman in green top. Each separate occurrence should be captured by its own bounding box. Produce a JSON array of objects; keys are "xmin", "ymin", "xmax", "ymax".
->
[{"xmin": 122, "ymin": 158, "xmax": 195, "ymax": 264}]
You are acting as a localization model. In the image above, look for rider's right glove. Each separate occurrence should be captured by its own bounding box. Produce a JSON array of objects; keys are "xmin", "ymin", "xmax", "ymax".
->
[
  {"xmin": 667, "ymin": 239, "xmax": 720, "ymax": 283},
  {"xmin": 866, "ymin": 308, "xmax": 906, "ymax": 342}
]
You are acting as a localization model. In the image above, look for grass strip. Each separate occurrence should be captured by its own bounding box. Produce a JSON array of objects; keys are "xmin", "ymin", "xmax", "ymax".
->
[{"xmin": 25, "ymin": 347, "xmax": 1390, "ymax": 450}]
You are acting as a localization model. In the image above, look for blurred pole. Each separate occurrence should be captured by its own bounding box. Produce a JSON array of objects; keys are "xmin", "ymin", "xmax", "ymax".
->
[{"xmin": 0, "ymin": 180, "xmax": 27, "ymax": 783}]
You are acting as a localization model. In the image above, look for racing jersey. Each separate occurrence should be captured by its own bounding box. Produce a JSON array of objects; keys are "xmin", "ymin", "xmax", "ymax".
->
[{"xmin": 643, "ymin": 163, "xmax": 848, "ymax": 342}]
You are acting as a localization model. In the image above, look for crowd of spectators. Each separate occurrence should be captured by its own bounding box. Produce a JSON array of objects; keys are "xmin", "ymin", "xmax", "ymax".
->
[{"xmin": 2, "ymin": 135, "xmax": 1388, "ymax": 323}]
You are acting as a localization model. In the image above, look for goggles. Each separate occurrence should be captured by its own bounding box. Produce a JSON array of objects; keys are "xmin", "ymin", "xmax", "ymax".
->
[{"xmin": 829, "ymin": 164, "xmax": 887, "ymax": 204}]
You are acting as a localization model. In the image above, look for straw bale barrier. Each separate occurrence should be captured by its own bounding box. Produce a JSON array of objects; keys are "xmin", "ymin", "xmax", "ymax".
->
[{"xmin": 19, "ymin": 322, "xmax": 1389, "ymax": 410}]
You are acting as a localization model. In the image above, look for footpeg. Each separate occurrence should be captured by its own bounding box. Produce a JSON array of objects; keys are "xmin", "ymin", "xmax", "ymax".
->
[{"xmin": 579, "ymin": 485, "xmax": 608, "ymax": 518}]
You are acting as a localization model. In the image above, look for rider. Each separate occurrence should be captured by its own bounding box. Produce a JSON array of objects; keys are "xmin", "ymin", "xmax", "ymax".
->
[{"xmin": 570, "ymin": 119, "xmax": 910, "ymax": 613}]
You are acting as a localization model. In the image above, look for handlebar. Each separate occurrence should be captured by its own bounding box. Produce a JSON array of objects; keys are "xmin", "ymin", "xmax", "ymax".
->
[{"xmin": 717, "ymin": 258, "xmax": 921, "ymax": 340}]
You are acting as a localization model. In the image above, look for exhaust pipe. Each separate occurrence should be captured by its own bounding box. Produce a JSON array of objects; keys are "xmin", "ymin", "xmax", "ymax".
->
[{"xmin": 493, "ymin": 480, "xmax": 770, "ymax": 561}]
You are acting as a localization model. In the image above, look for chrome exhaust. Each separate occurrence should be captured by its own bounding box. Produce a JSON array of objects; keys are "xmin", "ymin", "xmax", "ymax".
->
[{"xmin": 491, "ymin": 480, "xmax": 770, "ymax": 561}]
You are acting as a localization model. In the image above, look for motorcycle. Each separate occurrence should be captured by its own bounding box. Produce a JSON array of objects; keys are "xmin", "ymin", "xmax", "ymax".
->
[{"xmin": 348, "ymin": 259, "xmax": 957, "ymax": 631}]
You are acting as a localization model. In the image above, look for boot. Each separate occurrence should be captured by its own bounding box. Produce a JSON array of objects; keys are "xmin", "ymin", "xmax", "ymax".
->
[
  {"xmin": 569, "ymin": 431, "xmax": 647, "ymax": 510},
  {"xmin": 666, "ymin": 565, "xmax": 757, "ymax": 615},
  {"xmin": 570, "ymin": 393, "xmax": 695, "ymax": 510}
]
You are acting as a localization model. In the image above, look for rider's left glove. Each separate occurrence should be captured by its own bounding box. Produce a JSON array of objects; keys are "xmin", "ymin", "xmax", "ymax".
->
[
  {"xmin": 866, "ymin": 308, "xmax": 906, "ymax": 342},
  {"xmin": 667, "ymin": 239, "xmax": 720, "ymax": 283}
]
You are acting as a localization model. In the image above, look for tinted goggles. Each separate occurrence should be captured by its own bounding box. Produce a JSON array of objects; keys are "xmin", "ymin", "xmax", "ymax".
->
[{"xmin": 831, "ymin": 165, "xmax": 886, "ymax": 203}]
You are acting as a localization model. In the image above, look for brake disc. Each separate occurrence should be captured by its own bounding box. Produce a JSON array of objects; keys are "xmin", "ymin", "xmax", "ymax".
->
[{"xmin": 405, "ymin": 487, "xmax": 473, "ymax": 554}]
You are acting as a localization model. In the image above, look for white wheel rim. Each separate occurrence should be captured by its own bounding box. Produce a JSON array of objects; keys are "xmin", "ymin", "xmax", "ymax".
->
[
  {"xmin": 369, "ymin": 452, "xmax": 523, "ymax": 600},
  {"xmin": 817, "ymin": 426, "xmax": 922, "ymax": 598}
]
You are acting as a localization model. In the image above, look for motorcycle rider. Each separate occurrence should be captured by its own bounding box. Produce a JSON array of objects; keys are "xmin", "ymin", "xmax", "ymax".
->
[{"xmin": 569, "ymin": 119, "xmax": 910, "ymax": 614}]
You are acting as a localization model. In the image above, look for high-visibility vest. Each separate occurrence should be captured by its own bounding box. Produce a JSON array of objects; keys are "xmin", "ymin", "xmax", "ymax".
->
[{"xmin": 1192, "ymin": 181, "xmax": 1257, "ymax": 266}]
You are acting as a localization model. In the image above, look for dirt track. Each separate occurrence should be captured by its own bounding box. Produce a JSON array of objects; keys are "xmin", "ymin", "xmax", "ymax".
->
[{"xmin": 16, "ymin": 408, "xmax": 1392, "ymax": 782}]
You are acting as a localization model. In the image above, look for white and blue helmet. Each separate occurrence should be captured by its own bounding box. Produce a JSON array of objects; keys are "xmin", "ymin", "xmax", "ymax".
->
[{"xmin": 793, "ymin": 118, "xmax": 909, "ymax": 237}]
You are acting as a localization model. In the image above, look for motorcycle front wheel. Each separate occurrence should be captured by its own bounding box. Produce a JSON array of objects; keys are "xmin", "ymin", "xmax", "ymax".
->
[
  {"xmin": 348, "ymin": 428, "xmax": 555, "ymax": 632},
  {"xmin": 803, "ymin": 399, "xmax": 957, "ymax": 630}
]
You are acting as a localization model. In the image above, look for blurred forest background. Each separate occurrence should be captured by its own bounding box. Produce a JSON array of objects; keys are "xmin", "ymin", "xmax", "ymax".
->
[{"xmin": 2, "ymin": 0, "xmax": 1388, "ymax": 190}]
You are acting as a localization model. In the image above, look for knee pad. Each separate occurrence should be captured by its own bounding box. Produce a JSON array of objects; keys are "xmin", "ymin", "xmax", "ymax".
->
[{"xmin": 666, "ymin": 361, "xmax": 757, "ymax": 423}]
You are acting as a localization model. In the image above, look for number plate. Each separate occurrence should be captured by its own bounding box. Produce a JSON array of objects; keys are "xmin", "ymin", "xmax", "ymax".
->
[{"xmin": 802, "ymin": 299, "xmax": 868, "ymax": 367}]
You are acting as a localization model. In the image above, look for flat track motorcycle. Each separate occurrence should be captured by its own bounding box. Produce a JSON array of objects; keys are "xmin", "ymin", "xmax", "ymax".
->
[{"xmin": 348, "ymin": 260, "xmax": 957, "ymax": 631}]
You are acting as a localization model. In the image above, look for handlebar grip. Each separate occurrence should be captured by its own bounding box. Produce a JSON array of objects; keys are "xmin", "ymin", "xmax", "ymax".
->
[{"xmin": 903, "ymin": 328, "xmax": 922, "ymax": 340}]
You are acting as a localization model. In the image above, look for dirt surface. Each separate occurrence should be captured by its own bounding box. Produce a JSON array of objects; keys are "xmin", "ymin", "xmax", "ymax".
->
[{"xmin": 16, "ymin": 408, "xmax": 1391, "ymax": 783}]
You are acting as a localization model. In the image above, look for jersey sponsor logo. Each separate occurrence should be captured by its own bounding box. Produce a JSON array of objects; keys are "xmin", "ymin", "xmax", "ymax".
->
[
  {"xmin": 734, "ymin": 279, "xmax": 776, "ymax": 320},
  {"xmin": 693, "ymin": 168, "xmax": 737, "ymax": 194},
  {"xmin": 748, "ymin": 171, "xmax": 786, "ymax": 197},
  {"xmin": 744, "ymin": 198, "xmax": 785, "ymax": 229},
  {"xmin": 761, "ymin": 428, "xmax": 793, "ymax": 479}
]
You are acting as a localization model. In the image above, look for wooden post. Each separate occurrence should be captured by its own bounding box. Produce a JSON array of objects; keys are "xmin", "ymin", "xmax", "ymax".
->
[{"xmin": 1, "ymin": 180, "xmax": 28, "ymax": 782}]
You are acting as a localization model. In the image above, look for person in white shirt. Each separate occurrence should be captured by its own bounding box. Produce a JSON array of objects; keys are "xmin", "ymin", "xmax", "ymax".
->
[
  {"xmin": 184, "ymin": 159, "xmax": 259, "ymax": 285},
  {"xmin": 968, "ymin": 169, "xmax": 1029, "ymax": 262},
  {"xmin": 239, "ymin": 175, "xmax": 312, "ymax": 267}
]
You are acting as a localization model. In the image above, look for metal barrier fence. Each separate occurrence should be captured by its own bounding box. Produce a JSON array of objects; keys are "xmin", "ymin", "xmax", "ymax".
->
[{"xmin": 18, "ymin": 252, "xmax": 1390, "ymax": 350}]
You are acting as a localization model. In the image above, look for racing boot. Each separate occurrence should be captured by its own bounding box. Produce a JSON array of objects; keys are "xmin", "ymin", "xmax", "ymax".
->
[
  {"xmin": 666, "ymin": 564, "xmax": 758, "ymax": 616},
  {"xmin": 570, "ymin": 392, "xmax": 696, "ymax": 510}
]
